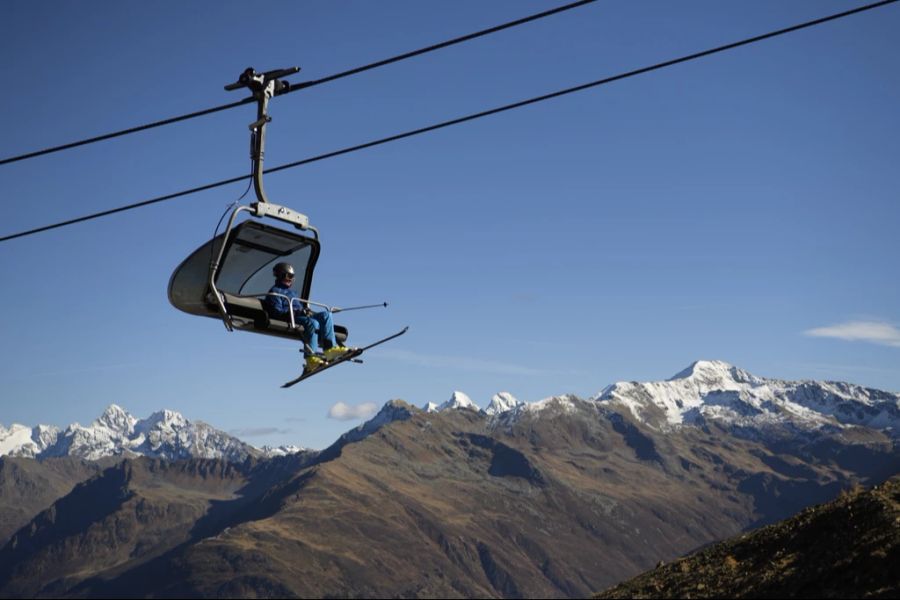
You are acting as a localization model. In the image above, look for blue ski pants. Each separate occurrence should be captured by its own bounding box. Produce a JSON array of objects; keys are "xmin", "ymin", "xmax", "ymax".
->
[{"xmin": 297, "ymin": 309, "xmax": 337, "ymax": 353}]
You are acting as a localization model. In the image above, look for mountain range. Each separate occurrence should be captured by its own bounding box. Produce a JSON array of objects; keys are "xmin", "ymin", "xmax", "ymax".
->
[
  {"xmin": 0, "ymin": 405, "xmax": 297, "ymax": 462},
  {"xmin": 3, "ymin": 360, "xmax": 897, "ymax": 463},
  {"xmin": 595, "ymin": 359, "xmax": 899, "ymax": 437},
  {"xmin": 0, "ymin": 360, "xmax": 897, "ymax": 597}
]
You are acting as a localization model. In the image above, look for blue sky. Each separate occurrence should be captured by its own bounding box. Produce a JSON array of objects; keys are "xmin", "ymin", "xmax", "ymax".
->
[{"xmin": 1, "ymin": 0, "xmax": 898, "ymax": 450}]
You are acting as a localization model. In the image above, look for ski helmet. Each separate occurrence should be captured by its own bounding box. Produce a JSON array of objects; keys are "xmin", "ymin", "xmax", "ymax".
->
[{"xmin": 273, "ymin": 262, "xmax": 295, "ymax": 278}]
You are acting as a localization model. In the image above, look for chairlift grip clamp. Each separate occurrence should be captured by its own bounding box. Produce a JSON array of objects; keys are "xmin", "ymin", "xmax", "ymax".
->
[
  {"xmin": 225, "ymin": 67, "xmax": 299, "ymax": 94},
  {"xmin": 250, "ymin": 201, "xmax": 309, "ymax": 230}
]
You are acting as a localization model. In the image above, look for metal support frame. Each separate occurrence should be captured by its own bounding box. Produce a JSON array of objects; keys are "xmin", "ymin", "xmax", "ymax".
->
[
  {"xmin": 208, "ymin": 205, "xmax": 253, "ymax": 331},
  {"xmin": 208, "ymin": 67, "xmax": 317, "ymax": 332}
]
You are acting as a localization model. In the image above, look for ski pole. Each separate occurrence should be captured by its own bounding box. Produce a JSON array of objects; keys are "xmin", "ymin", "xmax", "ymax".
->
[
  {"xmin": 251, "ymin": 293, "xmax": 388, "ymax": 314},
  {"xmin": 331, "ymin": 302, "xmax": 389, "ymax": 313}
]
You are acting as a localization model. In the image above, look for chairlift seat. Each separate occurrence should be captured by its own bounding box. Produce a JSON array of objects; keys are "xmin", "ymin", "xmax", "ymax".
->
[{"xmin": 217, "ymin": 291, "xmax": 347, "ymax": 344}]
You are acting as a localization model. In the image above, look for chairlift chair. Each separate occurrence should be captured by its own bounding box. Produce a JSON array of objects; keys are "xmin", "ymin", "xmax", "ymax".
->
[{"xmin": 167, "ymin": 67, "xmax": 348, "ymax": 346}]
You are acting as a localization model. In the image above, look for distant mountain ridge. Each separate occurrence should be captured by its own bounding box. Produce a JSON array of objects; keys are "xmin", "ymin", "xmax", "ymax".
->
[
  {"xmin": 0, "ymin": 405, "xmax": 266, "ymax": 462},
  {"xmin": 419, "ymin": 360, "xmax": 900, "ymax": 441},
  {"xmin": 593, "ymin": 360, "xmax": 900, "ymax": 439},
  {"xmin": 4, "ymin": 360, "xmax": 898, "ymax": 464}
]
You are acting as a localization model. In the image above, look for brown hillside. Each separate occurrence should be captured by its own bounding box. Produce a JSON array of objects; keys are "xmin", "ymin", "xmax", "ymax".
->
[
  {"xmin": 0, "ymin": 457, "xmax": 104, "ymax": 544},
  {"xmin": 596, "ymin": 476, "xmax": 900, "ymax": 599}
]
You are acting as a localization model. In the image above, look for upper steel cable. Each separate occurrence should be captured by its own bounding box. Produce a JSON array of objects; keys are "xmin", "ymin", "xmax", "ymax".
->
[
  {"xmin": 0, "ymin": 0, "xmax": 597, "ymax": 167},
  {"xmin": 0, "ymin": 0, "xmax": 896, "ymax": 244}
]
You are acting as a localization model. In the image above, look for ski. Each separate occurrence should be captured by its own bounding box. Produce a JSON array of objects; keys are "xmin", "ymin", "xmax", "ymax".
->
[{"xmin": 281, "ymin": 326, "xmax": 409, "ymax": 388}]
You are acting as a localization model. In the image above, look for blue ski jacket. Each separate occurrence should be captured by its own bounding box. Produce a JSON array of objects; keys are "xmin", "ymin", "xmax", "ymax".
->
[{"xmin": 265, "ymin": 284, "xmax": 301, "ymax": 317}]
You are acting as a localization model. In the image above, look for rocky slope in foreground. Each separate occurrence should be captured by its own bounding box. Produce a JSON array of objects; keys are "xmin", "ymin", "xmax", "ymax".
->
[{"xmin": 596, "ymin": 476, "xmax": 900, "ymax": 599}]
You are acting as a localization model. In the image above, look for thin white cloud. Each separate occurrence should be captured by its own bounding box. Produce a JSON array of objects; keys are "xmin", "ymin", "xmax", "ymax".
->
[
  {"xmin": 805, "ymin": 320, "xmax": 900, "ymax": 348},
  {"xmin": 378, "ymin": 349, "xmax": 549, "ymax": 376},
  {"xmin": 230, "ymin": 427, "xmax": 292, "ymax": 437},
  {"xmin": 328, "ymin": 402, "xmax": 378, "ymax": 421}
]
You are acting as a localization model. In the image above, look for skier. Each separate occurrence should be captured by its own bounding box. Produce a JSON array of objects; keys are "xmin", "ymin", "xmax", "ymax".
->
[{"xmin": 264, "ymin": 262, "xmax": 350, "ymax": 373}]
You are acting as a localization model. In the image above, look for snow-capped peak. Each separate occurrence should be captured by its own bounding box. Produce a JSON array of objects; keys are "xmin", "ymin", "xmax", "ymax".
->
[
  {"xmin": 94, "ymin": 404, "xmax": 137, "ymax": 435},
  {"xmin": 136, "ymin": 409, "xmax": 187, "ymax": 433},
  {"xmin": 595, "ymin": 360, "xmax": 900, "ymax": 438},
  {"xmin": 437, "ymin": 391, "xmax": 479, "ymax": 412},
  {"xmin": 258, "ymin": 444, "xmax": 309, "ymax": 457},
  {"xmin": 1, "ymin": 406, "xmax": 260, "ymax": 462},
  {"xmin": 668, "ymin": 360, "xmax": 762, "ymax": 386},
  {"xmin": 485, "ymin": 392, "xmax": 524, "ymax": 416},
  {"xmin": 422, "ymin": 391, "xmax": 481, "ymax": 413},
  {"xmin": 0, "ymin": 423, "xmax": 60, "ymax": 459}
]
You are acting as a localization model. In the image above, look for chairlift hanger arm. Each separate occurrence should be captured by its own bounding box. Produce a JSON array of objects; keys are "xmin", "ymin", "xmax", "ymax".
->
[
  {"xmin": 225, "ymin": 67, "xmax": 303, "ymax": 211},
  {"xmin": 224, "ymin": 67, "xmax": 315, "ymax": 232}
]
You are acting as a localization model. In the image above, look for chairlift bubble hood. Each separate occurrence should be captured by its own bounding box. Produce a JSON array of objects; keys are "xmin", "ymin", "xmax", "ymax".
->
[{"xmin": 167, "ymin": 219, "xmax": 319, "ymax": 321}]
